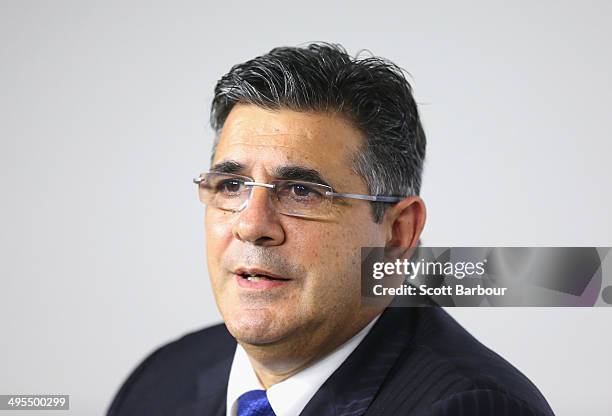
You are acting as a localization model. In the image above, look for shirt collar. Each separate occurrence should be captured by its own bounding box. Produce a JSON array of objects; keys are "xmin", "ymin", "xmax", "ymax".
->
[{"xmin": 226, "ymin": 316, "xmax": 379, "ymax": 416}]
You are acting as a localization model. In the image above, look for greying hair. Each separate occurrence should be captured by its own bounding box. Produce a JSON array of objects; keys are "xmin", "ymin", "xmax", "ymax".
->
[{"xmin": 210, "ymin": 42, "xmax": 426, "ymax": 222}]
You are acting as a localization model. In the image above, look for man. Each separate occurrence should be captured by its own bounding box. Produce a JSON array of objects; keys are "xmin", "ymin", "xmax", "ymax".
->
[{"xmin": 108, "ymin": 43, "xmax": 555, "ymax": 415}]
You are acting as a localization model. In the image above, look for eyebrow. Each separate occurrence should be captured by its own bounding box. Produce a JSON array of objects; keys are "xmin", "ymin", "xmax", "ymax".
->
[
  {"xmin": 210, "ymin": 160, "xmax": 244, "ymax": 174},
  {"xmin": 210, "ymin": 160, "xmax": 332, "ymax": 188},
  {"xmin": 272, "ymin": 165, "xmax": 332, "ymax": 187}
]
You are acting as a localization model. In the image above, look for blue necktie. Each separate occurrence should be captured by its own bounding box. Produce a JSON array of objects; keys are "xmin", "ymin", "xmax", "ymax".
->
[{"xmin": 236, "ymin": 390, "xmax": 276, "ymax": 416}]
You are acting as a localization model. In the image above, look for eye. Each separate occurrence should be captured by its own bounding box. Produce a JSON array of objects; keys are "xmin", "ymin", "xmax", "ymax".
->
[
  {"xmin": 216, "ymin": 179, "xmax": 244, "ymax": 194},
  {"xmin": 285, "ymin": 183, "xmax": 325, "ymax": 200},
  {"xmin": 291, "ymin": 183, "xmax": 315, "ymax": 197}
]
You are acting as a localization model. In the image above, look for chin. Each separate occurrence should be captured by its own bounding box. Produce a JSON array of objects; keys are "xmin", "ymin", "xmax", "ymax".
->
[
  {"xmin": 223, "ymin": 308, "xmax": 304, "ymax": 345},
  {"xmin": 223, "ymin": 307, "xmax": 291, "ymax": 346}
]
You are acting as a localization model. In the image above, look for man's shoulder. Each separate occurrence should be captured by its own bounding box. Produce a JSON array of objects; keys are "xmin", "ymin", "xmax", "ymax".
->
[
  {"xmin": 411, "ymin": 308, "xmax": 540, "ymax": 391},
  {"xmin": 137, "ymin": 322, "xmax": 236, "ymax": 373},
  {"xmin": 370, "ymin": 307, "xmax": 555, "ymax": 415},
  {"xmin": 167, "ymin": 322, "xmax": 237, "ymax": 359},
  {"xmin": 107, "ymin": 322, "xmax": 236, "ymax": 416}
]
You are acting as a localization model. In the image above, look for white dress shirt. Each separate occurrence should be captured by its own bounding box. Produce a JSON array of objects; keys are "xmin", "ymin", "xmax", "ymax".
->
[{"xmin": 226, "ymin": 316, "xmax": 380, "ymax": 416}]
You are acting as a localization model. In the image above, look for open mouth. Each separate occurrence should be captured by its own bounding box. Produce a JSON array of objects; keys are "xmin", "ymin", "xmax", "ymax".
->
[{"xmin": 237, "ymin": 271, "xmax": 291, "ymax": 282}]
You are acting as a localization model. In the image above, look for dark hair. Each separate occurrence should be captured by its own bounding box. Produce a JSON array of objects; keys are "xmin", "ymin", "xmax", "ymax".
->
[{"xmin": 210, "ymin": 42, "xmax": 426, "ymax": 222}]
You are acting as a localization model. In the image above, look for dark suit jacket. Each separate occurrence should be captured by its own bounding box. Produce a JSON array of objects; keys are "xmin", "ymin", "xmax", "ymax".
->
[{"xmin": 107, "ymin": 306, "xmax": 555, "ymax": 415}]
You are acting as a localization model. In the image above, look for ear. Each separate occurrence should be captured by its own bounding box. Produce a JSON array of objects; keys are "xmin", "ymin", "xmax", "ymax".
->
[{"xmin": 384, "ymin": 196, "xmax": 426, "ymax": 248}]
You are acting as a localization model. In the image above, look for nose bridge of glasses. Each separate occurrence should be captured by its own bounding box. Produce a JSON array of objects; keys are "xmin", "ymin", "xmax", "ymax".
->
[
  {"xmin": 244, "ymin": 181, "xmax": 275, "ymax": 189},
  {"xmin": 242, "ymin": 181, "xmax": 278, "ymax": 212}
]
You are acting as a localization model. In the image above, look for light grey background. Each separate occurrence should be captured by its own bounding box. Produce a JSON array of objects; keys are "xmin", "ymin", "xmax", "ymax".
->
[{"xmin": 1, "ymin": 1, "xmax": 610, "ymax": 415}]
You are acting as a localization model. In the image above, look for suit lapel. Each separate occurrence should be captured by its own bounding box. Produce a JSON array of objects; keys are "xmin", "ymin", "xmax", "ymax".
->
[{"xmin": 300, "ymin": 307, "xmax": 419, "ymax": 416}]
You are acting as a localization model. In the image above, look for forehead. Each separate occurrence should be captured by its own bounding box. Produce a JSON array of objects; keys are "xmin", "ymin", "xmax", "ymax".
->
[{"xmin": 213, "ymin": 104, "xmax": 364, "ymax": 180}]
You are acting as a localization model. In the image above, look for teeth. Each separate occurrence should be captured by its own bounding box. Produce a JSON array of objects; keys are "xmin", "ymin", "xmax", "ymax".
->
[{"xmin": 246, "ymin": 275, "xmax": 268, "ymax": 282}]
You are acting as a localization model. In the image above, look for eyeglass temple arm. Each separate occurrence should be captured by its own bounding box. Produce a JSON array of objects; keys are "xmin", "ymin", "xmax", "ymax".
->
[{"xmin": 326, "ymin": 192, "xmax": 404, "ymax": 203}]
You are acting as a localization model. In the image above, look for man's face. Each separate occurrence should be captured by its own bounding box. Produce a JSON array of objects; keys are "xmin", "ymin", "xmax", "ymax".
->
[{"xmin": 205, "ymin": 104, "xmax": 387, "ymax": 347}]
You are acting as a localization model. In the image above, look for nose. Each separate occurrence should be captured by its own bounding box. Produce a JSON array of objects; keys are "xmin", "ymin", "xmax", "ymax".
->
[{"xmin": 232, "ymin": 186, "xmax": 285, "ymax": 246}]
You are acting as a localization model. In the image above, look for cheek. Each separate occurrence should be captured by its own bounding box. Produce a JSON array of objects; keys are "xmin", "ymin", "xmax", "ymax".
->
[
  {"xmin": 292, "ymin": 224, "xmax": 363, "ymax": 280},
  {"xmin": 299, "ymin": 213, "xmax": 384, "ymax": 277},
  {"xmin": 205, "ymin": 210, "xmax": 234, "ymax": 262}
]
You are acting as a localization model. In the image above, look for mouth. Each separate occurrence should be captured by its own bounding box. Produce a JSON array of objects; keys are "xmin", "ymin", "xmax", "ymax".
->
[{"xmin": 234, "ymin": 267, "xmax": 292, "ymax": 289}]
